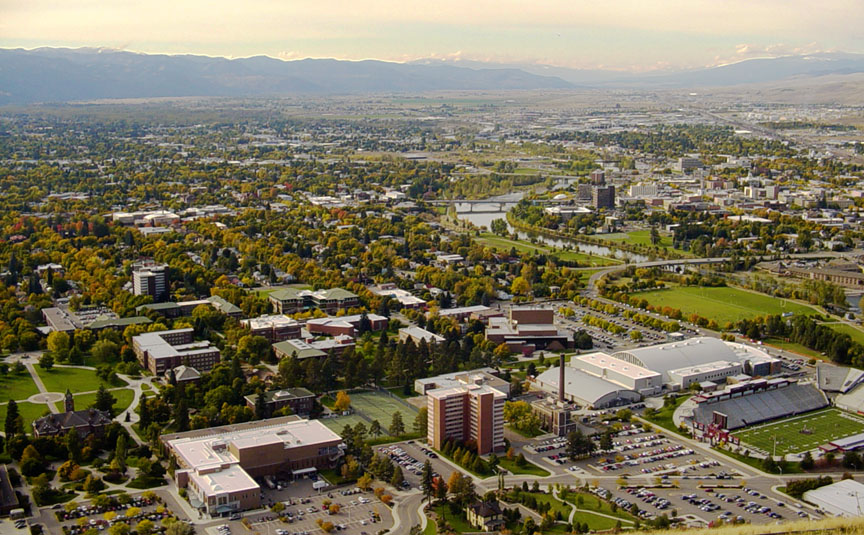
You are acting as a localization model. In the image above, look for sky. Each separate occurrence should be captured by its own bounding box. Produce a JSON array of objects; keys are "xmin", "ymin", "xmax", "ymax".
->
[{"xmin": 1, "ymin": 0, "xmax": 862, "ymax": 71}]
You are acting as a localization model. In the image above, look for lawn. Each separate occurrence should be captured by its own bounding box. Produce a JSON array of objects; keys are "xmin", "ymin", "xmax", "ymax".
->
[
  {"xmin": 603, "ymin": 230, "xmax": 675, "ymax": 249},
  {"xmin": 474, "ymin": 233, "xmax": 621, "ymax": 267},
  {"xmin": 644, "ymin": 395, "xmax": 690, "ymax": 434},
  {"xmin": 73, "ymin": 388, "xmax": 135, "ymax": 414},
  {"xmin": 0, "ymin": 373, "xmax": 40, "ymax": 403},
  {"xmin": 0, "ymin": 401, "xmax": 51, "ymax": 430},
  {"xmin": 497, "ymin": 457, "xmax": 550, "ymax": 477},
  {"xmin": 735, "ymin": 408, "xmax": 864, "ymax": 455},
  {"xmin": 513, "ymin": 491, "xmax": 571, "ymax": 517},
  {"xmin": 762, "ymin": 338, "xmax": 824, "ymax": 360},
  {"xmin": 35, "ymin": 366, "xmax": 127, "ymax": 394},
  {"xmin": 432, "ymin": 505, "xmax": 475, "ymax": 533},
  {"xmin": 826, "ymin": 323, "xmax": 864, "ymax": 346},
  {"xmin": 634, "ymin": 286, "xmax": 820, "ymax": 326},
  {"xmin": 562, "ymin": 491, "xmax": 637, "ymax": 524}
]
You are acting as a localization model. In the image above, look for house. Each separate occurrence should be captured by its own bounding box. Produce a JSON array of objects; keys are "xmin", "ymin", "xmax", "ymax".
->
[
  {"xmin": 32, "ymin": 390, "xmax": 113, "ymax": 438},
  {"xmin": 465, "ymin": 500, "xmax": 505, "ymax": 532}
]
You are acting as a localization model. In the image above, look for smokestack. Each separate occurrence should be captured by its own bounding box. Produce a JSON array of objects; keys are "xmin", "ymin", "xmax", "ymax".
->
[{"xmin": 559, "ymin": 354, "xmax": 565, "ymax": 402}]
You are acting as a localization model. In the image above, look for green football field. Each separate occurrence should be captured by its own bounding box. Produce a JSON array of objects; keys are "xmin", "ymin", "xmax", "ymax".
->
[
  {"xmin": 734, "ymin": 408, "xmax": 864, "ymax": 455},
  {"xmin": 634, "ymin": 286, "xmax": 819, "ymax": 326}
]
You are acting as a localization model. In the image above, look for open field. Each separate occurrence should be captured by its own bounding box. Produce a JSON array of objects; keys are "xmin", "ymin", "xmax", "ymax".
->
[
  {"xmin": 734, "ymin": 408, "xmax": 864, "ymax": 455},
  {"xmin": 351, "ymin": 391, "xmax": 418, "ymax": 426},
  {"xmin": 634, "ymin": 286, "xmax": 820, "ymax": 326},
  {"xmin": 474, "ymin": 233, "xmax": 621, "ymax": 266},
  {"xmin": 0, "ymin": 401, "xmax": 50, "ymax": 430},
  {"xmin": 826, "ymin": 322, "xmax": 864, "ymax": 345},
  {"xmin": 762, "ymin": 338, "xmax": 824, "ymax": 359},
  {"xmin": 73, "ymin": 388, "xmax": 135, "ymax": 414},
  {"xmin": 35, "ymin": 366, "xmax": 127, "ymax": 394},
  {"xmin": 0, "ymin": 373, "xmax": 40, "ymax": 403},
  {"xmin": 602, "ymin": 230, "xmax": 675, "ymax": 249}
]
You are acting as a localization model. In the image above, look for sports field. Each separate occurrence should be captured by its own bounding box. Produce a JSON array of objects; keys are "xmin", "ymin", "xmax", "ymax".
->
[
  {"xmin": 635, "ymin": 286, "xmax": 819, "ymax": 326},
  {"xmin": 735, "ymin": 408, "xmax": 864, "ymax": 455},
  {"xmin": 350, "ymin": 391, "xmax": 418, "ymax": 426}
]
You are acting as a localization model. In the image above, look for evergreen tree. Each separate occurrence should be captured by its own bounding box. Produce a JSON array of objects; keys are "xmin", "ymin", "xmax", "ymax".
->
[
  {"xmin": 138, "ymin": 392, "xmax": 150, "ymax": 428},
  {"xmin": 390, "ymin": 465, "xmax": 404, "ymax": 488},
  {"xmin": 421, "ymin": 460, "xmax": 434, "ymax": 502},
  {"xmin": 174, "ymin": 398, "xmax": 190, "ymax": 432},
  {"xmin": 5, "ymin": 400, "xmax": 20, "ymax": 439},
  {"xmin": 254, "ymin": 391, "xmax": 268, "ymax": 420},
  {"xmin": 94, "ymin": 385, "xmax": 116, "ymax": 415},
  {"xmin": 389, "ymin": 411, "xmax": 405, "ymax": 436},
  {"xmin": 66, "ymin": 428, "xmax": 81, "ymax": 463}
]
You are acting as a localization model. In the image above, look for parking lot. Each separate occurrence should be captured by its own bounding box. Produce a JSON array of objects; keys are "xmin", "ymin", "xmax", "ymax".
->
[{"xmin": 55, "ymin": 494, "xmax": 173, "ymax": 535}]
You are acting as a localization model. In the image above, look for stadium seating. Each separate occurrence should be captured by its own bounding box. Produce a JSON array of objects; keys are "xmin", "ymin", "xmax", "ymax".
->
[{"xmin": 693, "ymin": 384, "xmax": 828, "ymax": 430}]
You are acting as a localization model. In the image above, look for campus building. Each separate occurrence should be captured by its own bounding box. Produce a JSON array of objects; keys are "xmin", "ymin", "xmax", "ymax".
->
[
  {"xmin": 132, "ymin": 328, "xmax": 221, "ymax": 375},
  {"xmin": 485, "ymin": 307, "xmax": 571, "ymax": 355},
  {"xmin": 162, "ymin": 417, "xmax": 345, "ymax": 516},
  {"xmin": 136, "ymin": 295, "xmax": 242, "ymax": 319},
  {"xmin": 32, "ymin": 390, "xmax": 113, "ymax": 438},
  {"xmin": 132, "ymin": 263, "xmax": 168, "ymax": 302},
  {"xmin": 240, "ymin": 315, "xmax": 301, "ymax": 342},
  {"xmin": 267, "ymin": 287, "xmax": 359, "ymax": 314},
  {"xmin": 306, "ymin": 313, "xmax": 388, "ymax": 338},
  {"xmin": 426, "ymin": 382, "xmax": 506, "ymax": 455},
  {"xmin": 243, "ymin": 388, "xmax": 316, "ymax": 418}
]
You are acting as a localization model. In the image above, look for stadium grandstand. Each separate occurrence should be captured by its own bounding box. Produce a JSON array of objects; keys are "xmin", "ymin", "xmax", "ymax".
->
[
  {"xmin": 817, "ymin": 363, "xmax": 864, "ymax": 394},
  {"xmin": 691, "ymin": 378, "xmax": 828, "ymax": 430}
]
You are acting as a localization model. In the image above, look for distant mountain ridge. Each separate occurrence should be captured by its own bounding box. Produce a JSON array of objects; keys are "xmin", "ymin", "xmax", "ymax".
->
[
  {"xmin": 0, "ymin": 47, "xmax": 572, "ymax": 104},
  {"xmin": 414, "ymin": 52, "xmax": 864, "ymax": 88},
  {"xmin": 1, "ymin": 48, "xmax": 863, "ymax": 104}
]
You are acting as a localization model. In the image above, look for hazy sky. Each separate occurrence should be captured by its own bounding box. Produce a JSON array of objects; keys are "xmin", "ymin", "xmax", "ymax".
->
[{"xmin": 1, "ymin": 0, "xmax": 861, "ymax": 71}]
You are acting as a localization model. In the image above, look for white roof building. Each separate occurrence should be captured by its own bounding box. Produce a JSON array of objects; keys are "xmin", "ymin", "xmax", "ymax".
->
[{"xmin": 803, "ymin": 479, "xmax": 864, "ymax": 517}]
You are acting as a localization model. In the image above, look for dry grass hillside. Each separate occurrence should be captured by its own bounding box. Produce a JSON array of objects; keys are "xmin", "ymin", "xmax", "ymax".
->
[{"xmin": 642, "ymin": 517, "xmax": 864, "ymax": 535}]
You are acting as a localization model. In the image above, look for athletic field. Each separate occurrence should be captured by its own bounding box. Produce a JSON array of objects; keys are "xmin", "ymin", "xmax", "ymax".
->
[
  {"xmin": 735, "ymin": 408, "xmax": 864, "ymax": 455},
  {"xmin": 635, "ymin": 286, "xmax": 818, "ymax": 326}
]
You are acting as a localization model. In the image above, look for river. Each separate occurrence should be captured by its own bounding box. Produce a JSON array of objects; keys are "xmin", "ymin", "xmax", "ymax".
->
[{"xmin": 453, "ymin": 191, "xmax": 651, "ymax": 263}]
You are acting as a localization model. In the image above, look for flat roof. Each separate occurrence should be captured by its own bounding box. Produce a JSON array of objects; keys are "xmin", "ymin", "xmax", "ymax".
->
[
  {"xmin": 576, "ymin": 352, "xmax": 660, "ymax": 380},
  {"xmin": 168, "ymin": 418, "xmax": 342, "ymax": 470},
  {"xmin": 667, "ymin": 360, "xmax": 742, "ymax": 376},
  {"xmin": 241, "ymin": 314, "xmax": 299, "ymax": 330},
  {"xmin": 437, "ymin": 305, "xmax": 490, "ymax": 317},
  {"xmin": 188, "ymin": 464, "xmax": 259, "ymax": 495},
  {"xmin": 42, "ymin": 307, "xmax": 79, "ymax": 331}
]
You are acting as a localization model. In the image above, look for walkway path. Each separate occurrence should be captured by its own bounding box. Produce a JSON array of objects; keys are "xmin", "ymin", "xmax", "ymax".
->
[{"xmin": 24, "ymin": 362, "xmax": 59, "ymax": 412}]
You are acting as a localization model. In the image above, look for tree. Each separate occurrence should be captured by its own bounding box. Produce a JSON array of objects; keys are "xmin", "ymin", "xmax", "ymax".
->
[
  {"xmin": 567, "ymin": 429, "xmax": 596, "ymax": 460},
  {"xmin": 138, "ymin": 392, "xmax": 150, "ymax": 428},
  {"xmin": 390, "ymin": 465, "xmax": 404, "ymax": 488},
  {"xmin": 174, "ymin": 398, "xmax": 190, "ymax": 432},
  {"xmin": 47, "ymin": 331, "xmax": 71, "ymax": 358},
  {"xmin": 334, "ymin": 391, "xmax": 351, "ymax": 413},
  {"xmin": 38, "ymin": 353, "xmax": 54, "ymax": 370},
  {"xmin": 164, "ymin": 521, "xmax": 196, "ymax": 535},
  {"xmin": 5, "ymin": 399, "xmax": 21, "ymax": 439},
  {"xmin": 114, "ymin": 434, "xmax": 127, "ymax": 473},
  {"xmin": 511, "ymin": 276, "xmax": 531, "ymax": 296},
  {"xmin": 413, "ymin": 407, "xmax": 428, "ymax": 436},
  {"xmin": 94, "ymin": 385, "xmax": 116, "ymax": 415},
  {"xmin": 421, "ymin": 460, "xmax": 434, "ymax": 502},
  {"xmin": 135, "ymin": 520, "xmax": 155, "ymax": 535},
  {"xmin": 91, "ymin": 340, "xmax": 120, "ymax": 363},
  {"xmin": 490, "ymin": 219, "xmax": 508, "ymax": 237},
  {"xmin": 66, "ymin": 428, "xmax": 82, "ymax": 463},
  {"xmin": 369, "ymin": 419, "xmax": 382, "ymax": 437},
  {"xmin": 254, "ymin": 391, "xmax": 268, "ymax": 419},
  {"xmin": 389, "ymin": 411, "xmax": 405, "ymax": 436},
  {"xmin": 650, "ymin": 226, "xmax": 661, "ymax": 246},
  {"xmin": 357, "ymin": 472, "xmax": 373, "ymax": 491},
  {"xmin": 801, "ymin": 451, "xmax": 815, "ymax": 470}
]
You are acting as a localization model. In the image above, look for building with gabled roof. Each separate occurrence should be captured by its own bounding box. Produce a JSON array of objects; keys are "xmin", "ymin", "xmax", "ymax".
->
[{"xmin": 32, "ymin": 390, "xmax": 113, "ymax": 438}]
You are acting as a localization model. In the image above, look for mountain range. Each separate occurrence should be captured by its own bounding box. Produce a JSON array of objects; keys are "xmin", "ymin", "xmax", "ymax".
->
[{"xmin": 1, "ymin": 48, "xmax": 863, "ymax": 104}]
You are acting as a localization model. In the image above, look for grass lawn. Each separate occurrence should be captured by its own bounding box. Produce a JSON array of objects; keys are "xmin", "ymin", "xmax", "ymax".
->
[
  {"xmin": 0, "ymin": 373, "xmax": 40, "ymax": 403},
  {"xmin": 423, "ymin": 516, "xmax": 437, "ymax": 535},
  {"xmin": 634, "ymin": 286, "xmax": 820, "ymax": 326},
  {"xmin": 514, "ymin": 491, "xmax": 571, "ymax": 517},
  {"xmin": 474, "ymin": 233, "xmax": 621, "ymax": 267},
  {"xmin": 432, "ymin": 505, "xmax": 475, "ymax": 533},
  {"xmin": 562, "ymin": 491, "xmax": 637, "ymax": 523},
  {"xmin": 826, "ymin": 323, "xmax": 864, "ymax": 345},
  {"xmin": 715, "ymin": 447, "xmax": 803, "ymax": 474},
  {"xmin": 73, "ymin": 388, "xmax": 135, "ymax": 414},
  {"xmin": 0, "ymin": 401, "xmax": 50, "ymax": 430},
  {"xmin": 35, "ymin": 366, "xmax": 127, "ymax": 394},
  {"xmin": 497, "ymin": 457, "xmax": 550, "ymax": 477},
  {"xmin": 506, "ymin": 424, "xmax": 545, "ymax": 439},
  {"xmin": 762, "ymin": 338, "xmax": 824, "ymax": 360},
  {"xmin": 126, "ymin": 475, "xmax": 167, "ymax": 489},
  {"xmin": 644, "ymin": 395, "xmax": 690, "ymax": 434},
  {"xmin": 735, "ymin": 408, "xmax": 864, "ymax": 455},
  {"xmin": 603, "ymin": 230, "xmax": 674, "ymax": 249}
]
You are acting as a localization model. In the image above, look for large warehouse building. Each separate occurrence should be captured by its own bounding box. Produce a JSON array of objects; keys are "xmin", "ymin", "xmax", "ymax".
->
[
  {"xmin": 611, "ymin": 337, "xmax": 781, "ymax": 388},
  {"xmin": 536, "ymin": 364, "xmax": 641, "ymax": 409}
]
